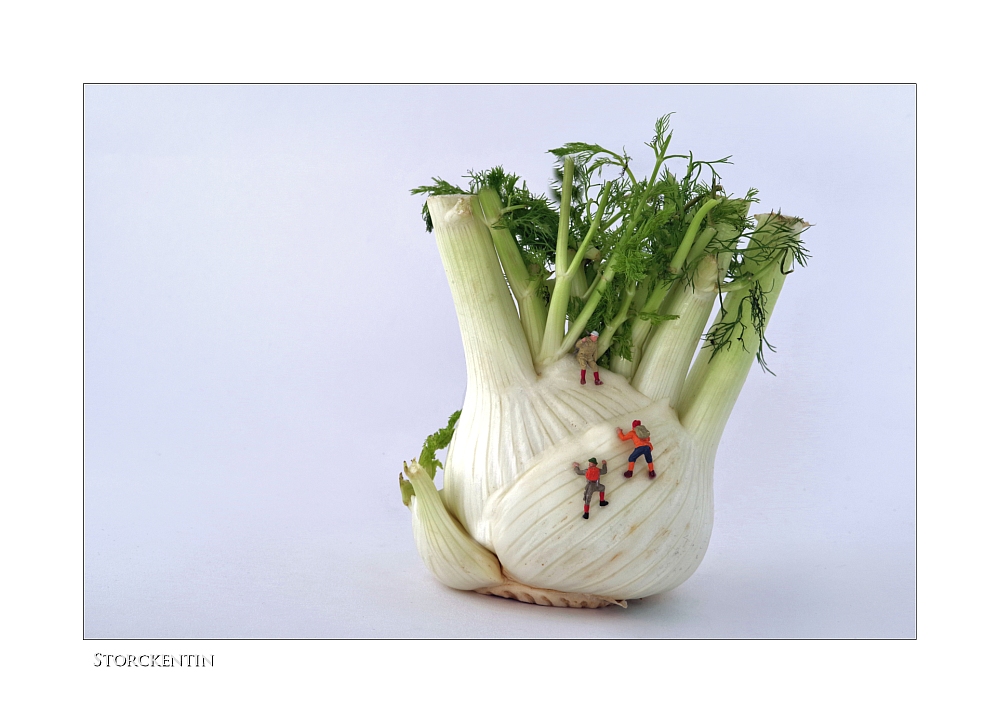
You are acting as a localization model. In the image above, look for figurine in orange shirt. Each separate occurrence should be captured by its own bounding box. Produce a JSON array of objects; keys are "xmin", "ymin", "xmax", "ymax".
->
[{"xmin": 617, "ymin": 420, "xmax": 656, "ymax": 478}]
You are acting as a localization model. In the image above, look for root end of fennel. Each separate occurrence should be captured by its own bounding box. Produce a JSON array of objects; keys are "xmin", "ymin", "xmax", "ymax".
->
[{"xmin": 475, "ymin": 577, "xmax": 627, "ymax": 609}]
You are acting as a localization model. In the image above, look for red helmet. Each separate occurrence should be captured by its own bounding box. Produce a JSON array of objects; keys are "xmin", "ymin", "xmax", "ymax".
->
[{"xmin": 632, "ymin": 420, "xmax": 641, "ymax": 428}]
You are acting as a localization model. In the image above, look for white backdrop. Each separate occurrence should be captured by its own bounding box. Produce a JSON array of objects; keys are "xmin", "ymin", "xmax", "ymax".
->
[{"xmin": 84, "ymin": 84, "xmax": 914, "ymax": 638}]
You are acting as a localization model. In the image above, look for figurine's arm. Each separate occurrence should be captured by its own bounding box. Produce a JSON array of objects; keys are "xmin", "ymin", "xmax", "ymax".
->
[
  {"xmin": 600, "ymin": 461, "xmax": 608, "ymax": 474},
  {"xmin": 572, "ymin": 463, "xmax": 586, "ymax": 475},
  {"xmin": 616, "ymin": 428, "xmax": 628, "ymax": 441}
]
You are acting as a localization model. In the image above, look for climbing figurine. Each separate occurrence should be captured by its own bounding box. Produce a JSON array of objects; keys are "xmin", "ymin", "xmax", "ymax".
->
[
  {"xmin": 617, "ymin": 420, "xmax": 656, "ymax": 479},
  {"xmin": 573, "ymin": 457, "xmax": 608, "ymax": 519},
  {"xmin": 574, "ymin": 330, "xmax": 603, "ymax": 385}
]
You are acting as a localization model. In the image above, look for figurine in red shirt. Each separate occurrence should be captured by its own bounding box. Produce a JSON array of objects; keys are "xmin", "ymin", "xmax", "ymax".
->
[
  {"xmin": 572, "ymin": 457, "xmax": 608, "ymax": 519},
  {"xmin": 617, "ymin": 420, "xmax": 656, "ymax": 479}
]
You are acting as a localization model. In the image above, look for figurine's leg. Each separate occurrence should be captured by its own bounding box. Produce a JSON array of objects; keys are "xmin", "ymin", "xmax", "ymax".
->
[
  {"xmin": 593, "ymin": 370, "xmax": 603, "ymax": 386},
  {"xmin": 643, "ymin": 448, "xmax": 656, "ymax": 478},
  {"xmin": 580, "ymin": 369, "xmax": 587, "ymax": 385},
  {"xmin": 625, "ymin": 449, "xmax": 638, "ymax": 478},
  {"xmin": 598, "ymin": 483, "xmax": 608, "ymax": 506},
  {"xmin": 625, "ymin": 449, "xmax": 642, "ymax": 477},
  {"xmin": 583, "ymin": 482, "xmax": 594, "ymax": 519}
]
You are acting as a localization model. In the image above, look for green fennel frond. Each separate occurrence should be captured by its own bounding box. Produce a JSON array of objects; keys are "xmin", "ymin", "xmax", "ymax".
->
[
  {"xmin": 415, "ymin": 115, "xmax": 808, "ymax": 378},
  {"xmin": 703, "ymin": 279, "xmax": 777, "ymax": 373},
  {"xmin": 548, "ymin": 141, "xmax": 622, "ymax": 166},
  {"xmin": 418, "ymin": 409, "xmax": 462, "ymax": 481},
  {"xmin": 549, "ymin": 156, "xmax": 590, "ymax": 205},
  {"xmin": 752, "ymin": 212, "xmax": 812, "ymax": 271},
  {"xmin": 726, "ymin": 213, "xmax": 811, "ymax": 282},
  {"xmin": 645, "ymin": 114, "xmax": 674, "ymax": 155},
  {"xmin": 566, "ymin": 294, "xmax": 586, "ymax": 324},
  {"xmin": 610, "ymin": 318, "xmax": 635, "ymax": 362},
  {"xmin": 705, "ymin": 214, "xmax": 811, "ymax": 373}
]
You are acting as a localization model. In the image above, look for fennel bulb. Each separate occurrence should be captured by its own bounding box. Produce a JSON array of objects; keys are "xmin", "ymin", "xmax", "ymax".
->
[{"xmin": 401, "ymin": 117, "xmax": 809, "ymax": 607}]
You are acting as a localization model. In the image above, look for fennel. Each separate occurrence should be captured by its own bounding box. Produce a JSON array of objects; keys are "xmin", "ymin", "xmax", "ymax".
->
[{"xmin": 403, "ymin": 116, "xmax": 809, "ymax": 607}]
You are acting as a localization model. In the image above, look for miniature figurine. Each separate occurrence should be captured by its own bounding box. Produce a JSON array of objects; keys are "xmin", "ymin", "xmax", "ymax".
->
[
  {"xmin": 573, "ymin": 457, "xmax": 608, "ymax": 519},
  {"xmin": 575, "ymin": 330, "xmax": 603, "ymax": 385},
  {"xmin": 617, "ymin": 420, "xmax": 656, "ymax": 478}
]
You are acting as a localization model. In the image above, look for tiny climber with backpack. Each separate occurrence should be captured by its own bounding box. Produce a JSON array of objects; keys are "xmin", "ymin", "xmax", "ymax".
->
[{"xmin": 617, "ymin": 420, "xmax": 656, "ymax": 479}]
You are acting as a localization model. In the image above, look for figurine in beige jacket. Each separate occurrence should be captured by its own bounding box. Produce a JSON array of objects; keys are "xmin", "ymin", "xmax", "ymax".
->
[{"xmin": 574, "ymin": 331, "xmax": 603, "ymax": 385}]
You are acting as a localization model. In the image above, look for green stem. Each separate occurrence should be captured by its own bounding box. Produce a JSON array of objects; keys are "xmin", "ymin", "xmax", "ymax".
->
[
  {"xmin": 476, "ymin": 189, "xmax": 532, "ymax": 296},
  {"xmin": 617, "ymin": 215, "xmax": 729, "ymax": 380},
  {"xmin": 684, "ymin": 226, "xmax": 718, "ymax": 270},
  {"xmin": 624, "ymin": 281, "xmax": 672, "ymax": 377},
  {"xmin": 476, "ymin": 188, "xmax": 546, "ymax": 363},
  {"xmin": 581, "ymin": 269, "xmax": 602, "ymax": 300},
  {"xmin": 595, "ymin": 281, "xmax": 637, "ymax": 357},
  {"xmin": 602, "ymin": 209, "xmax": 624, "ymax": 231},
  {"xmin": 631, "ymin": 253, "xmax": 728, "ymax": 405},
  {"xmin": 606, "ymin": 198, "xmax": 722, "ymax": 379},
  {"xmin": 608, "ymin": 276, "xmax": 676, "ymax": 381},
  {"xmin": 632, "ymin": 276, "xmax": 652, "ymax": 312},
  {"xmin": 554, "ymin": 156, "xmax": 574, "ymax": 276},
  {"xmin": 551, "ymin": 259, "xmax": 618, "ymax": 360},
  {"xmin": 566, "ymin": 184, "xmax": 610, "ymax": 279},
  {"xmin": 539, "ymin": 164, "xmax": 611, "ymax": 364},
  {"xmin": 427, "ymin": 195, "xmax": 536, "ymax": 391},
  {"xmin": 568, "ymin": 250, "xmax": 589, "ymax": 298},
  {"xmin": 719, "ymin": 251, "xmax": 789, "ymax": 294},
  {"xmin": 676, "ymin": 215, "xmax": 807, "ymax": 457},
  {"xmin": 668, "ymin": 198, "xmax": 723, "ymax": 273}
]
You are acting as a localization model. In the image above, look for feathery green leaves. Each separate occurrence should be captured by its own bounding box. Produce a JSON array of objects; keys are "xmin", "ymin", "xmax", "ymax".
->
[
  {"xmin": 418, "ymin": 409, "xmax": 461, "ymax": 481},
  {"xmin": 413, "ymin": 115, "xmax": 809, "ymax": 376},
  {"xmin": 705, "ymin": 213, "xmax": 810, "ymax": 372}
]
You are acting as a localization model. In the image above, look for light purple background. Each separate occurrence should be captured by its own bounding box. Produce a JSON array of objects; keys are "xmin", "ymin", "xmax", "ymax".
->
[{"xmin": 84, "ymin": 85, "xmax": 914, "ymax": 638}]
